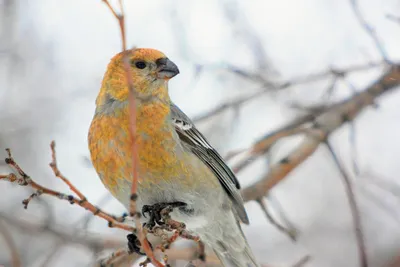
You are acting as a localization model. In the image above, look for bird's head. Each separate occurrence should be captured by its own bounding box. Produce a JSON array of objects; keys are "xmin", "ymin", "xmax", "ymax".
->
[{"xmin": 98, "ymin": 48, "xmax": 179, "ymax": 105}]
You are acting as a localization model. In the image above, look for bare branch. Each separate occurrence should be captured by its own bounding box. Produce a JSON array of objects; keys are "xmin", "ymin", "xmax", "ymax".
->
[
  {"xmin": 256, "ymin": 198, "xmax": 297, "ymax": 241},
  {"xmin": 349, "ymin": 0, "xmax": 390, "ymax": 62},
  {"xmin": 220, "ymin": 0, "xmax": 272, "ymax": 72},
  {"xmin": 267, "ymin": 194, "xmax": 298, "ymax": 241},
  {"xmin": 49, "ymin": 141, "xmax": 86, "ymax": 200},
  {"xmin": 291, "ymin": 255, "xmax": 311, "ymax": 267},
  {"xmin": 101, "ymin": 1, "xmax": 159, "ymax": 265},
  {"xmin": 0, "ymin": 144, "xmax": 135, "ymax": 233},
  {"xmin": 99, "ymin": 248, "xmax": 130, "ymax": 266},
  {"xmin": 192, "ymin": 89, "xmax": 268, "ymax": 123},
  {"xmin": 386, "ymin": 14, "xmax": 400, "ymax": 25},
  {"xmin": 195, "ymin": 61, "xmax": 383, "ymax": 123},
  {"xmin": 349, "ymin": 119, "xmax": 360, "ymax": 175},
  {"xmin": 231, "ymin": 113, "xmax": 319, "ymax": 173},
  {"xmin": 0, "ymin": 213, "xmax": 125, "ymax": 250},
  {"xmin": 325, "ymin": 141, "xmax": 368, "ymax": 267},
  {"xmin": 79, "ymin": 193, "xmax": 114, "ymax": 229},
  {"xmin": 0, "ymin": 219, "xmax": 21, "ymax": 267},
  {"xmin": 241, "ymin": 64, "xmax": 400, "ymax": 202}
]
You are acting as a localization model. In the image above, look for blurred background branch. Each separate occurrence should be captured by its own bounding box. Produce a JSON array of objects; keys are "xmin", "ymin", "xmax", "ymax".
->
[{"xmin": 1, "ymin": 0, "xmax": 400, "ymax": 266}]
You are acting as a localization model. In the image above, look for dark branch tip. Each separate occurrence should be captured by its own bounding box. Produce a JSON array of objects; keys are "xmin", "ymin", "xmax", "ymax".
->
[
  {"xmin": 341, "ymin": 113, "xmax": 350, "ymax": 122},
  {"xmin": 94, "ymin": 208, "xmax": 101, "ymax": 215},
  {"xmin": 22, "ymin": 199, "xmax": 29, "ymax": 209},
  {"xmin": 67, "ymin": 195, "xmax": 74, "ymax": 204},
  {"xmin": 279, "ymin": 157, "xmax": 290, "ymax": 164},
  {"xmin": 198, "ymin": 253, "xmax": 206, "ymax": 262}
]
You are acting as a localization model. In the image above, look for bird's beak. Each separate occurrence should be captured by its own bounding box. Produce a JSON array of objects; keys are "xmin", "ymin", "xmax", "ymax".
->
[{"xmin": 156, "ymin": 58, "xmax": 180, "ymax": 79}]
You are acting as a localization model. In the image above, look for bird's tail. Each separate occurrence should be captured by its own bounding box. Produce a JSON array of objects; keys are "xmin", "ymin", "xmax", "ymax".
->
[
  {"xmin": 198, "ymin": 213, "xmax": 259, "ymax": 267},
  {"xmin": 211, "ymin": 239, "xmax": 259, "ymax": 267}
]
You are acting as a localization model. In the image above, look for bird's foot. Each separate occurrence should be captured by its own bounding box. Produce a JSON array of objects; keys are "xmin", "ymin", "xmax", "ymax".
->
[
  {"xmin": 127, "ymin": 233, "xmax": 155, "ymax": 256},
  {"xmin": 142, "ymin": 201, "xmax": 187, "ymax": 229},
  {"xmin": 127, "ymin": 233, "xmax": 145, "ymax": 255}
]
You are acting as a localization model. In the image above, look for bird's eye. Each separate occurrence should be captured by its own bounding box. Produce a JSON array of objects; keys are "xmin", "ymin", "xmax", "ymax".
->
[{"xmin": 135, "ymin": 61, "xmax": 146, "ymax": 69}]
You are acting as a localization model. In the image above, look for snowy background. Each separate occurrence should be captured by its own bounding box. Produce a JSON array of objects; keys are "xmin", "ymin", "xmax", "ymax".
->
[{"xmin": 1, "ymin": 0, "xmax": 400, "ymax": 266}]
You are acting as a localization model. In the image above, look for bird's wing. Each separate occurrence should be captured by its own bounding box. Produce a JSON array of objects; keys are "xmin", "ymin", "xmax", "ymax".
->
[{"xmin": 170, "ymin": 102, "xmax": 249, "ymax": 224}]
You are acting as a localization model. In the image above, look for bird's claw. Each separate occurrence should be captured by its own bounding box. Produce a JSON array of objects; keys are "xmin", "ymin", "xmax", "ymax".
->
[
  {"xmin": 127, "ymin": 233, "xmax": 154, "ymax": 256},
  {"xmin": 141, "ymin": 201, "xmax": 187, "ymax": 229},
  {"xmin": 127, "ymin": 233, "xmax": 145, "ymax": 255},
  {"xmin": 142, "ymin": 205, "xmax": 151, "ymax": 219}
]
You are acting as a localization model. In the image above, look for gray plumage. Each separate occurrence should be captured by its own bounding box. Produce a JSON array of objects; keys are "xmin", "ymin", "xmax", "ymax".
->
[
  {"xmin": 170, "ymin": 102, "xmax": 249, "ymax": 224},
  {"xmin": 170, "ymin": 102, "xmax": 259, "ymax": 267}
]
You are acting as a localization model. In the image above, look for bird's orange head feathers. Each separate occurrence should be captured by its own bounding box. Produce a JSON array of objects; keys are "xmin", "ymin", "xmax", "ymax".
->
[{"xmin": 96, "ymin": 48, "xmax": 179, "ymax": 105}]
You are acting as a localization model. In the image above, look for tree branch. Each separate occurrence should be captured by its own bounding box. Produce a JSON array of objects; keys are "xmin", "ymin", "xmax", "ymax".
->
[
  {"xmin": 0, "ymin": 143, "xmax": 135, "ymax": 232},
  {"xmin": 0, "ymin": 219, "xmax": 21, "ymax": 267},
  {"xmin": 241, "ymin": 64, "xmax": 400, "ymax": 202},
  {"xmin": 325, "ymin": 142, "xmax": 368, "ymax": 267},
  {"xmin": 101, "ymin": 1, "xmax": 160, "ymax": 265},
  {"xmin": 256, "ymin": 198, "xmax": 297, "ymax": 241},
  {"xmin": 349, "ymin": 0, "xmax": 390, "ymax": 62},
  {"xmin": 194, "ymin": 61, "xmax": 382, "ymax": 123}
]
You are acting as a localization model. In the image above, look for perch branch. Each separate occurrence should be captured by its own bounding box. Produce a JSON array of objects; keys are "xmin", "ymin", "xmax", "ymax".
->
[{"xmin": 0, "ymin": 143, "xmax": 135, "ymax": 233}]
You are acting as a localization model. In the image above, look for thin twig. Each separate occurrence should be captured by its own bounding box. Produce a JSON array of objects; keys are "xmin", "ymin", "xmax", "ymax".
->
[
  {"xmin": 349, "ymin": 119, "xmax": 360, "ymax": 175},
  {"xmin": 267, "ymin": 194, "xmax": 298, "ymax": 239},
  {"xmin": 99, "ymin": 247, "xmax": 130, "ymax": 266},
  {"xmin": 349, "ymin": 0, "xmax": 390, "ymax": 62},
  {"xmin": 386, "ymin": 14, "xmax": 400, "ymax": 25},
  {"xmin": 50, "ymin": 141, "xmax": 85, "ymax": 200},
  {"xmin": 79, "ymin": 193, "xmax": 114, "ymax": 229},
  {"xmin": 41, "ymin": 243, "xmax": 64, "ymax": 267},
  {"xmin": 194, "ymin": 61, "xmax": 382, "ymax": 123},
  {"xmin": 0, "ymin": 213, "xmax": 125, "ymax": 250},
  {"xmin": 101, "ymin": 1, "xmax": 162, "ymax": 266},
  {"xmin": 193, "ymin": 89, "xmax": 269, "ymax": 123},
  {"xmin": 0, "ymin": 219, "xmax": 21, "ymax": 267},
  {"xmin": 325, "ymin": 141, "xmax": 368, "ymax": 267},
  {"xmin": 0, "ymin": 145, "xmax": 135, "ymax": 232},
  {"xmin": 292, "ymin": 255, "xmax": 311, "ymax": 267},
  {"xmin": 256, "ymin": 198, "xmax": 297, "ymax": 241},
  {"xmin": 221, "ymin": 1, "xmax": 271, "ymax": 72},
  {"xmin": 364, "ymin": 172, "xmax": 400, "ymax": 199},
  {"xmin": 322, "ymin": 75, "xmax": 340, "ymax": 99}
]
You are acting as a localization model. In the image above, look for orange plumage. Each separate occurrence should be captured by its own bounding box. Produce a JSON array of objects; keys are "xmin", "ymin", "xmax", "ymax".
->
[{"xmin": 88, "ymin": 48, "xmax": 217, "ymax": 200}]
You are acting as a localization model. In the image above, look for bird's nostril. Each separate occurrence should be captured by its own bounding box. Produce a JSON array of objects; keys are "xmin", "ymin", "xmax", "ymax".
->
[{"xmin": 156, "ymin": 58, "xmax": 168, "ymax": 67}]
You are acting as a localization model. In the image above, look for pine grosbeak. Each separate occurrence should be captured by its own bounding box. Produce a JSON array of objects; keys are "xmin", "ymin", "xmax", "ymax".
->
[{"xmin": 88, "ymin": 48, "xmax": 259, "ymax": 267}]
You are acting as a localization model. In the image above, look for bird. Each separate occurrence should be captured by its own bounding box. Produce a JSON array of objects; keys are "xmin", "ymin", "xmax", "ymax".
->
[{"xmin": 88, "ymin": 48, "xmax": 259, "ymax": 267}]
